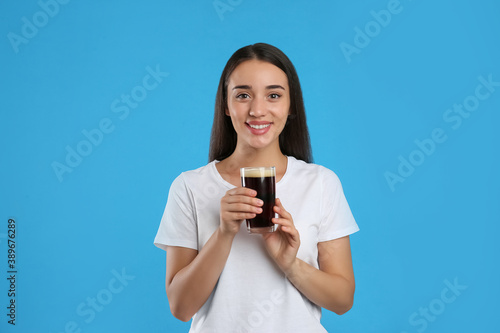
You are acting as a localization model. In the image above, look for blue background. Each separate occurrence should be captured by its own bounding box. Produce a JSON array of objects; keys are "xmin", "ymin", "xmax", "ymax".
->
[{"xmin": 1, "ymin": 0, "xmax": 499, "ymax": 332}]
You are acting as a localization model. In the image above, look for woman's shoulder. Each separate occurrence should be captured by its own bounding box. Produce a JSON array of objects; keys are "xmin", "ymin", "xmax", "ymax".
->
[
  {"xmin": 182, "ymin": 161, "xmax": 215, "ymax": 177},
  {"xmin": 288, "ymin": 156, "xmax": 340, "ymax": 182},
  {"xmin": 170, "ymin": 161, "xmax": 218, "ymax": 189},
  {"xmin": 287, "ymin": 157, "xmax": 344, "ymax": 199}
]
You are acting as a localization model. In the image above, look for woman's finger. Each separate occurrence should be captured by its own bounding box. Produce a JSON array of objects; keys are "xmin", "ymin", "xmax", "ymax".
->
[
  {"xmin": 227, "ymin": 187, "xmax": 257, "ymax": 197},
  {"xmin": 271, "ymin": 216, "xmax": 294, "ymax": 228},
  {"xmin": 224, "ymin": 195, "xmax": 263, "ymax": 207},
  {"xmin": 274, "ymin": 198, "xmax": 293, "ymax": 221},
  {"xmin": 272, "ymin": 217, "xmax": 298, "ymax": 235},
  {"xmin": 272, "ymin": 218, "xmax": 299, "ymax": 244},
  {"xmin": 225, "ymin": 212, "xmax": 257, "ymax": 220},
  {"xmin": 224, "ymin": 202, "xmax": 262, "ymax": 214}
]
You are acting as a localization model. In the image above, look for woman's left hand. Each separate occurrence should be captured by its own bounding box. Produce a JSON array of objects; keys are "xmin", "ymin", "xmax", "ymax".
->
[{"xmin": 262, "ymin": 198, "xmax": 300, "ymax": 275}]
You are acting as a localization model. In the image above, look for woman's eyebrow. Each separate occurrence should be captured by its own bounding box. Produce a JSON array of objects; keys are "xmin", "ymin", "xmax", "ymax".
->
[
  {"xmin": 232, "ymin": 85, "xmax": 252, "ymax": 90},
  {"xmin": 232, "ymin": 84, "xmax": 285, "ymax": 90},
  {"xmin": 266, "ymin": 85, "xmax": 285, "ymax": 90}
]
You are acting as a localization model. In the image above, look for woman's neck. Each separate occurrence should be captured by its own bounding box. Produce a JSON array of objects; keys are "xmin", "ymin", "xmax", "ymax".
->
[
  {"xmin": 229, "ymin": 142, "xmax": 286, "ymax": 167},
  {"xmin": 216, "ymin": 142, "xmax": 288, "ymax": 184}
]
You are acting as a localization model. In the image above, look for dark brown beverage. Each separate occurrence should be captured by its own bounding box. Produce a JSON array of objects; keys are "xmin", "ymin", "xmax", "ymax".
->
[{"xmin": 241, "ymin": 167, "xmax": 276, "ymax": 233}]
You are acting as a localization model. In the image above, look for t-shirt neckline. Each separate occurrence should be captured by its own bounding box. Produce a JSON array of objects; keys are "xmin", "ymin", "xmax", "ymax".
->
[{"xmin": 211, "ymin": 156, "xmax": 294, "ymax": 189}]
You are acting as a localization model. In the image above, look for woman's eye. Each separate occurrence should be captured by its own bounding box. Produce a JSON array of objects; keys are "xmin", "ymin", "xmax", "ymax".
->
[
  {"xmin": 236, "ymin": 93, "xmax": 250, "ymax": 99},
  {"xmin": 269, "ymin": 93, "xmax": 281, "ymax": 99}
]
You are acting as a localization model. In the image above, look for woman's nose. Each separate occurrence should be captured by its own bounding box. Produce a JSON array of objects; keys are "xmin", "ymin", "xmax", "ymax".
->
[{"xmin": 249, "ymin": 98, "xmax": 266, "ymax": 117}]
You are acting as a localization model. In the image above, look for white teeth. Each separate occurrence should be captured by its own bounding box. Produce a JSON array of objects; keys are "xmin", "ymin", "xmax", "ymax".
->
[{"xmin": 249, "ymin": 123, "xmax": 271, "ymax": 129}]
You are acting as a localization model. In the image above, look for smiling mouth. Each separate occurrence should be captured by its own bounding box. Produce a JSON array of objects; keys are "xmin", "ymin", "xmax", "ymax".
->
[{"xmin": 248, "ymin": 123, "xmax": 271, "ymax": 129}]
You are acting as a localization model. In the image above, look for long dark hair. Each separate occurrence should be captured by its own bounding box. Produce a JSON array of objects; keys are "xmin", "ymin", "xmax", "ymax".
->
[{"xmin": 209, "ymin": 43, "xmax": 312, "ymax": 163}]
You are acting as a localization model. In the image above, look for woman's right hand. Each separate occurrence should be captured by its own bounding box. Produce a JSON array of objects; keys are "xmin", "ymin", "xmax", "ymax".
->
[{"xmin": 219, "ymin": 187, "xmax": 263, "ymax": 236}]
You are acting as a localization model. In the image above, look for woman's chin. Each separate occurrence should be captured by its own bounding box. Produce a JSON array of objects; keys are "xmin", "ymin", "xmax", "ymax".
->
[
  {"xmin": 236, "ymin": 132, "xmax": 280, "ymax": 151},
  {"xmin": 248, "ymin": 140, "xmax": 278, "ymax": 151}
]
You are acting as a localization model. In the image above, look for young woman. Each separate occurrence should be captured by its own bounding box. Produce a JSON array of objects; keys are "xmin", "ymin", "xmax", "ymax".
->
[{"xmin": 154, "ymin": 43, "xmax": 359, "ymax": 332}]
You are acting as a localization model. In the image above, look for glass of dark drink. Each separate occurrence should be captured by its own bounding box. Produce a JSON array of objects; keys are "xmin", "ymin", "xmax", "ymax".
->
[{"xmin": 240, "ymin": 166, "xmax": 276, "ymax": 234}]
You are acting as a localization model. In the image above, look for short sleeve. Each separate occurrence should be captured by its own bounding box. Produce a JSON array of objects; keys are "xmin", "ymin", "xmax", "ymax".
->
[
  {"xmin": 318, "ymin": 168, "xmax": 359, "ymax": 242},
  {"xmin": 154, "ymin": 173, "xmax": 198, "ymax": 251}
]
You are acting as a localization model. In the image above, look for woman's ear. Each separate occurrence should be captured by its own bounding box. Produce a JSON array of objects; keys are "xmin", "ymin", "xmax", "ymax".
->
[{"xmin": 225, "ymin": 108, "xmax": 230, "ymax": 116}]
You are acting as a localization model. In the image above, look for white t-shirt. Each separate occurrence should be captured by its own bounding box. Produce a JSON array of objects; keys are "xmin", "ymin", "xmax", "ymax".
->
[{"xmin": 154, "ymin": 156, "xmax": 359, "ymax": 333}]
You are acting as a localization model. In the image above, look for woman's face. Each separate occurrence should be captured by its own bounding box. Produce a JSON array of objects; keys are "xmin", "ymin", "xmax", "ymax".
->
[{"xmin": 226, "ymin": 59, "xmax": 290, "ymax": 151}]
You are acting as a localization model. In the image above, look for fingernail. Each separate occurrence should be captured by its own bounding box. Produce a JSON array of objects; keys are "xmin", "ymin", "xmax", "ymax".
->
[{"xmin": 258, "ymin": 200, "xmax": 263, "ymax": 205}]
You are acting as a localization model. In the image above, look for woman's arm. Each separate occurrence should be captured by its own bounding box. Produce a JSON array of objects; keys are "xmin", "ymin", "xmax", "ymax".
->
[
  {"xmin": 286, "ymin": 237, "xmax": 355, "ymax": 314},
  {"xmin": 165, "ymin": 228, "xmax": 233, "ymax": 321},
  {"xmin": 165, "ymin": 187, "xmax": 263, "ymax": 321},
  {"xmin": 263, "ymin": 199, "xmax": 355, "ymax": 315}
]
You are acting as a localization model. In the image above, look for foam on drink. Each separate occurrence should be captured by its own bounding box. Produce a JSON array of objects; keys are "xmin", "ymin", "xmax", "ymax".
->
[{"xmin": 239, "ymin": 167, "xmax": 276, "ymax": 178}]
